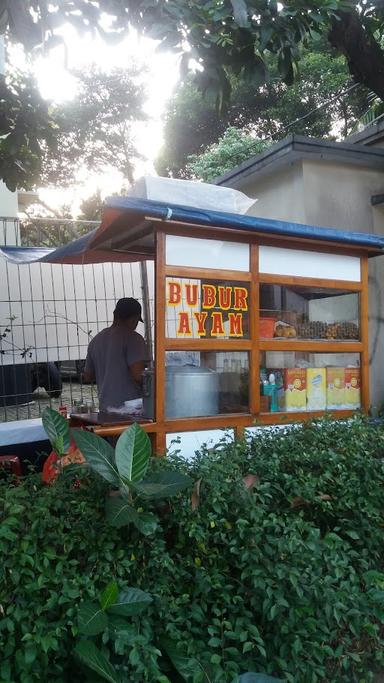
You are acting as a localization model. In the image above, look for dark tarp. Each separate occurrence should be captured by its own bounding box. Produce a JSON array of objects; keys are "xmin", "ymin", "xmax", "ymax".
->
[{"xmin": 1, "ymin": 196, "xmax": 384, "ymax": 264}]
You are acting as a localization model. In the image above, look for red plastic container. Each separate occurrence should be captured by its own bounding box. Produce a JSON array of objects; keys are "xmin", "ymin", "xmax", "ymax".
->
[
  {"xmin": 0, "ymin": 455, "xmax": 22, "ymax": 477},
  {"xmin": 259, "ymin": 317, "xmax": 276, "ymax": 338}
]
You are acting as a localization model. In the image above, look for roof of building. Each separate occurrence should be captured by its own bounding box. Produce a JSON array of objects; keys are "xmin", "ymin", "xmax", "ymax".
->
[
  {"xmin": 1, "ymin": 196, "xmax": 384, "ymax": 265},
  {"xmin": 214, "ymin": 134, "xmax": 384, "ymax": 188},
  {"xmin": 346, "ymin": 118, "xmax": 384, "ymax": 146}
]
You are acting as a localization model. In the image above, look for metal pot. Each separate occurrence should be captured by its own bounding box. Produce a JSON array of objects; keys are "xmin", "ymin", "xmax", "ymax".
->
[
  {"xmin": 142, "ymin": 365, "xmax": 219, "ymax": 419},
  {"xmin": 166, "ymin": 365, "xmax": 219, "ymax": 418}
]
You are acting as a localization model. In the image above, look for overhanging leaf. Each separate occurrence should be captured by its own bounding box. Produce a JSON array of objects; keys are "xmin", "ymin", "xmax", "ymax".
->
[
  {"xmin": 100, "ymin": 581, "xmax": 119, "ymax": 611},
  {"xmin": 72, "ymin": 429, "xmax": 119, "ymax": 485},
  {"xmin": 108, "ymin": 588, "xmax": 152, "ymax": 616},
  {"xmin": 42, "ymin": 407, "xmax": 70, "ymax": 455},
  {"xmin": 74, "ymin": 640, "xmax": 120, "ymax": 683},
  {"xmin": 78, "ymin": 601, "xmax": 108, "ymax": 636},
  {"xmin": 134, "ymin": 471, "xmax": 192, "ymax": 499},
  {"xmin": 115, "ymin": 423, "xmax": 151, "ymax": 482}
]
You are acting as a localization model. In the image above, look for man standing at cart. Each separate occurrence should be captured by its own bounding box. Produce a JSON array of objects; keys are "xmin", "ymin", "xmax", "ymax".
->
[{"xmin": 83, "ymin": 297, "xmax": 147, "ymax": 412}]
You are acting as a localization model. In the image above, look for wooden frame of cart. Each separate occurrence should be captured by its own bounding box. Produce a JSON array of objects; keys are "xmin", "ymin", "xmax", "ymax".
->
[{"xmin": 2, "ymin": 188, "xmax": 383, "ymax": 455}]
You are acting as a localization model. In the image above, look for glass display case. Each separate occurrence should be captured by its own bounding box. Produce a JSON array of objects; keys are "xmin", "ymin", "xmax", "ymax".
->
[
  {"xmin": 158, "ymin": 233, "xmax": 366, "ymax": 448},
  {"xmin": 259, "ymin": 351, "xmax": 361, "ymax": 413},
  {"xmin": 260, "ymin": 284, "xmax": 359, "ymax": 341},
  {"xmin": 165, "ymin": 350, "xmax": 249, "ymax": 416}
]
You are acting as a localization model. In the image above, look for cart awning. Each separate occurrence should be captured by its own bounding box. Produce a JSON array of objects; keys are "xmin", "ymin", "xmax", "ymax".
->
[{"xmin": 2, "ymin": 196, "xmax": 384, "ymax": 264}]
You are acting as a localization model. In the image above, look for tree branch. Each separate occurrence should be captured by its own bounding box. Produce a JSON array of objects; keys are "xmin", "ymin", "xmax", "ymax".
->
[{"xmin": 329, "ymin": 9, "xmax": 384, "ymax": 100}]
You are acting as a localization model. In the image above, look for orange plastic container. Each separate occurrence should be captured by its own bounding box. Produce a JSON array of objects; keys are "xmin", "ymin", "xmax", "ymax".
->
[{"xmin": 260, "ymin": 317, "xmax": 276, "ymax": 338}]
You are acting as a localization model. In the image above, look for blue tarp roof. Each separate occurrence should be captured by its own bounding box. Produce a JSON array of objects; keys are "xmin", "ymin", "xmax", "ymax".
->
[{"xmin": 1, "ymin": 196, "xmax": 384, "ymax": 264}]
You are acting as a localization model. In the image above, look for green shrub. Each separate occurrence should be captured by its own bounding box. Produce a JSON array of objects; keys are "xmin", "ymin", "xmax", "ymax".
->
[{"xmin": 0, "ymin": 416, "xmax": 383, "ymax": 682}]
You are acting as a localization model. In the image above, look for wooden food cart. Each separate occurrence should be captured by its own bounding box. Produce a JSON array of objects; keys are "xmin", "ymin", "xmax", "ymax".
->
[{"xmin": 2, "ymin": 185, "xmax": 384, "ymax": 455}]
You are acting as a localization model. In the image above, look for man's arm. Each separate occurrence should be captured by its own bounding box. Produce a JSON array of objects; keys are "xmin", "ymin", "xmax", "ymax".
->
[
  {"xmin": 83, "ymin": 368, "xmax": 95, "ymax": 384},
  {"xmin": 83, "ymin": 351, "xmax": 95, "ymax": 384},
  {"xmin": 129, "ymin": 359, "xmax": 146, "ymax": 386}
]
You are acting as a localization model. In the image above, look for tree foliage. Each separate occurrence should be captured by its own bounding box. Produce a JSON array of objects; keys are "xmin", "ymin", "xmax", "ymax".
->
[
  {"xmin": 41, "ymin": 65, "xmax": 146, "ymax": 188},
  {"xmin": 1, "ymin": 1, "xmax": 384, "ymax": 189},
  {"xmin": 186, "ymin": 127, "xmax": 268, "ymax": 182},
  {"xmin": 3, "ymin": 1, "xmax": 384, "ymax": 99},
  {"xmin": 156, "ymin": 44, "xmax": 369, "ymax": 179},
  {"xmin": 0, "ymin": 69, "xmax": 56, "ymax": 191},
  {"xmin": 0, "ymin": 63, "xmax": 146, "ymax": 191}
]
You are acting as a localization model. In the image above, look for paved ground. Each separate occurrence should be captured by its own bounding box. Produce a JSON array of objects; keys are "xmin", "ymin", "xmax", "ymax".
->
[{"xmin": 0, "ymin": 381, "xmax": 98, "ymax": 422}]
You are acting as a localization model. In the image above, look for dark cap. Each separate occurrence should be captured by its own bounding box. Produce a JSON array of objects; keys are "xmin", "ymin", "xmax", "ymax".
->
[{"xmin": 114, "ymin": 297, "xmax": 143, "ymax": 322}]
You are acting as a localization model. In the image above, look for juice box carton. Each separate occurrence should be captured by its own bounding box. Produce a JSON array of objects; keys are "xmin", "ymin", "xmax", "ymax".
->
[
  {"xmin": 281, "ymin": 368, "xmax": 307, "ymax": 412},
  {"xmin": 344, "ymin": 367, "xmax": 361, "ymax": 409},
  {"xmin": 306, "ymin": 368, "xmax": 326, "ymax": 411},
  {"xmin": 326, "ymin": 367, "xmax": 345, "ymax": 409}
]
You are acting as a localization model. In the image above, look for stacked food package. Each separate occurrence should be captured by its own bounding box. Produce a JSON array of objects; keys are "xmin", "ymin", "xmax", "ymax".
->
[
  {"xmin": 261, "ymin": 367, "xmax": 361, "ymax": 412},
  {"xmin": 306, "ymin": 368, "xmax": 326, "ymax": 411},
  {"xmin": 279, "ymin": 369, "xmax": 307, "ymax": 412}
]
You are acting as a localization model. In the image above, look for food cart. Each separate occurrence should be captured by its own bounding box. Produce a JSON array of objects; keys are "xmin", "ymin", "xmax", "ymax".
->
[{"xmin": 2, "ymin": 179, "xmax": 384, "ymax": 455}]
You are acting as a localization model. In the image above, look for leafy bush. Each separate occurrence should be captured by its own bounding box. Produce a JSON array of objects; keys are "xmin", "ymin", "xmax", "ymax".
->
[{"xmin": 0, "ymin": 416, "xmax": 384, "ymax": 682}]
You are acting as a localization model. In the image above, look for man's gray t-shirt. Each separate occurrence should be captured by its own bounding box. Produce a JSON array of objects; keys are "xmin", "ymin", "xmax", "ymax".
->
[{"xmin": 85, "ymin": 326, "xmax": 147, "ymax": 411}]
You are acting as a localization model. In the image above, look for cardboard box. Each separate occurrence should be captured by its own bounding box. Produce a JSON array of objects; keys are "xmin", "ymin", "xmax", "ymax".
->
[
  {"xmin": 306, "ymin": 368, "xmax": 326, "ymax": 411},
  {"xmin": 281, "ymin": 368, "xmax": 307, "ymax": 412},
  {"xmin": 326, "ymin": 367, "xmax": 345, "ymax": 409},
  {"xmin": 344, "ymin": 367, "xmax": 361, "ymax": 409}
]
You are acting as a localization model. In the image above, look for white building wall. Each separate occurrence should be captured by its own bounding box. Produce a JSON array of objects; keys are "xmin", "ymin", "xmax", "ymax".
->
[
  {"xmin": 303, "ymin": 160, "xmax": 384, "ymax": 232},
  {"xmin": 224, "ymin": 156, "xmax": 384, "ymax": 411},
  {"xmin": 240, "ymin": 162, "xmax": 306, "ymax": 223}
]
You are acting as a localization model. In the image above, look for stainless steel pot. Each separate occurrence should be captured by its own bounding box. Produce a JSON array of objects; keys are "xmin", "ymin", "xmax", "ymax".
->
[{"xmin": 142, "ymin": 365, "xmax": 219, "ymax": 419}]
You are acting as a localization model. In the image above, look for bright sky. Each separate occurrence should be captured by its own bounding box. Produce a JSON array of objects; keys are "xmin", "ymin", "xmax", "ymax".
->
[{"xmin": 11, "ymin": 26, "xmax": 181, "ymax": 213}]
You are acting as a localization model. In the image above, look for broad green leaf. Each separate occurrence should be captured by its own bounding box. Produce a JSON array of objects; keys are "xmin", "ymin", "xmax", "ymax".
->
[
  {"xmin": 108, "ymin": 587, "xmax": 152, "ymax": 616},
  {"xmin": 105, "ymin": 497, "xmax": 157, "ymax": 534},
  {"xmin": 105, "ymin": 496, "xmax": 137, "ymax": 528},
  {"xmin": 134, "ymin": 471, "xmax": 192, "ymax": 499},
  {"xmin": 72, "ymin": 429, "xmax": 119, "ymax": 485},
  {"xmin": 74, "ymin": 640, "xmax": 120, "ymax": 683},
  {"xmin": 115, "ymin": 423, "xmax": 151, "ymax": 482},
  {"xmin": 78, "ymin": 601, "xmax": 108, "ymax": 636},
  {"xmin": 132, "ymin": 510, "xmax": 158, "ymax": 536},
  {"xmin": 42, "ymin": 407, "xmax": 70, "ymax": 455},
  {"xmin": 159, "ymin": 636, "xmax": 209, "ymax": 682},
  {"xmin": 52, "ymin": 435, "xmax": 64, "ymax": 456},
  {"xmin": 108, "ymin": 614, "xmax": 134, "ymax": 634},
  {"xmin": 345, "ymin": 530, "xmax": 360, "ymax": 540},
  {"xmin": 100, "ymin": 581, "xmax": 119, "ymax": 611}
]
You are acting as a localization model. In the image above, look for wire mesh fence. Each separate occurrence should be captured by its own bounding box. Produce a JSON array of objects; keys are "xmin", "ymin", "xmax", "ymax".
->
[{"xmin": 0, "ymin": 217, "xmax": 154, "ymax": 422}]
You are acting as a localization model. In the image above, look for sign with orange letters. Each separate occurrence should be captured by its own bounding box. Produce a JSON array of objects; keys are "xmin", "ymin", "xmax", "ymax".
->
[{"xmin": 166, "ymin": 278, "xmax": 249, "ymax": 338}]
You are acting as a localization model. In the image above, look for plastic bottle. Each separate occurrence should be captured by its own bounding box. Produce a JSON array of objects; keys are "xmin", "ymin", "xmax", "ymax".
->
[{"xmin": 268, "ymin": 373, "xmax": 279, "ymax": 412}]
